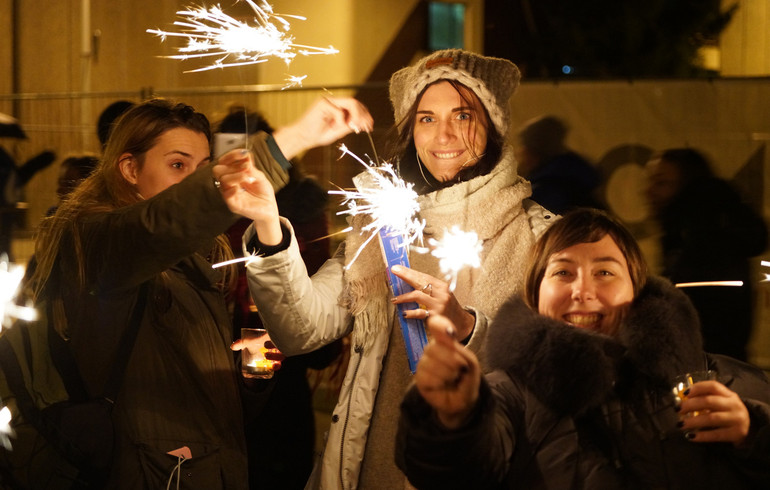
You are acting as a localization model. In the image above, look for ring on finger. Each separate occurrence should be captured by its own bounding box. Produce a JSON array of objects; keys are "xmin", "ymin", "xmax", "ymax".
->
[
  {"xmin": 422, "ymin": 308, "xmax": 430, "ymax": 319},
  {"xmin": 420, "ymin": 283, "xmax": 433, "ymax": 296}
]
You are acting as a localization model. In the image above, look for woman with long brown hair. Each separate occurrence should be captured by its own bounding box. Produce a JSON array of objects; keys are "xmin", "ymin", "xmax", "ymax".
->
[{"xmin": 28, "ymin": 96, "xmax": 370, "ymax": 489}]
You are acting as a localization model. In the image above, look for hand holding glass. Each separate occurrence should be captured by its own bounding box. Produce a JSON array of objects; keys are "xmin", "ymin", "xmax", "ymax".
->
[
  {"xmin": 672, "ymin": 370, "xmax": 718, "ymax": 417},
  {"xmin": 240, "ymin": 328, "xmax": 281, "ymax": 379}
]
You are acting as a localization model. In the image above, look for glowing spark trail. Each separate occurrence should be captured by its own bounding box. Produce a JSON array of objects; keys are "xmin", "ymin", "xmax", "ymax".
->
[
  {"xmin": 425, "ymin": 226, "xmax": 482, "ymax": 291},
  {"xmin": 675, "ymin": 281, "xmax": 743, "ymax": 288},
  {"xmin": 0, "ymin": 255, "xmax": 37, "ymax": 331},
  {"xmin": 147, "ymin": 0, "xmax": 338, "ymax": 82},
  {"xmin": 761, "ymin": 260, "xmax": 770, "ymax": 282},
  {"xmin": 329, "ymin": 145, "xmax": 425, "ymax": 269}
]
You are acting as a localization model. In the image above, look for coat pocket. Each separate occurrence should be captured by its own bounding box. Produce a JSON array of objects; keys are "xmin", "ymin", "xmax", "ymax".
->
[{"xmin": 136, "ymin": 443, "xmax": 225, "ymax": 490}]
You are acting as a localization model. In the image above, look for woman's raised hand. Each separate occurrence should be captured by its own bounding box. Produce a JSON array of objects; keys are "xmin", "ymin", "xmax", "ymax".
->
[
  {"xmin": 390, "ymin": 265, "xmax": 476, "ymax": 341},
  {"xmin": 272, "ymin": 97, "xmax": 373, "ymax": 161},
  {"xmin": 213, "ymin": 149, "xmax": 282, "ymax": 245},
  {"xmin": 677, "ymin": 380, "xmax": 751, "ymax": 447},
  {"xmin": 415, "ymin": 316, "xmax": 481, "ymax": 429}
]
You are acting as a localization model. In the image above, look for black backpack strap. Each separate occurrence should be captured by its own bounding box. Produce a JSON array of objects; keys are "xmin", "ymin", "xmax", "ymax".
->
[
  {"xmin": 0, "ymin": 336, "xmax": 45, "ymax": 433},
  {"xmin": 47, "ymin": 301, "xmax": 89, "ymax": 402},
  {"xmin": 102, "ymin": 282, "xmax": 149, "ymax": 402}
]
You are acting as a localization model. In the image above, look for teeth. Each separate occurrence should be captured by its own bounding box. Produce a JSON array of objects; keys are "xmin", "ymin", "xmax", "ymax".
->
[
  {"xmin": 432, "ymin": 151, "xmax": 462, "ymax": 159},
  {"xmin": 564, "ymin": 313, "xmax": 601, "ymax": 327}
]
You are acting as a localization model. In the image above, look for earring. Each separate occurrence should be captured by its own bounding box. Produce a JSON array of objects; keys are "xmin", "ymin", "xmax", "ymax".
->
[{"xmin": 416, "ymin": 150, "xmax": 432, "ymax": 186}]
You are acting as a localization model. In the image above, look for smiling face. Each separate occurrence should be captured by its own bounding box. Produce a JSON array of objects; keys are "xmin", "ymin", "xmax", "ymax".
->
[
  {"xmin": 120, "ymin": 127, "xmax": 211, "ymax": 199},
  {"xmin": 412, "ymin": 81, "xmax": 489, "ymax": 182},
  {"xmin": 537, "ymin": 234, "xmax": 635, "ymax": 337}
]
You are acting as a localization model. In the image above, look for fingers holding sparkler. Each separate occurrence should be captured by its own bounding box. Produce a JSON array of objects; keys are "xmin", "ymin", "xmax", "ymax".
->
[
  {"xmin": 415, "ymin": 315, "xmax": 480, "ymax": 429},
  {"xmin": 272, "ymin": 97, "xmax": 373, "ymax": 160},
  {"xmin": 213, "ymin": 149, "xmax": 282, "ymax": 244},
  {"xmin": 390, "ymin": 265, "xmax": 475, "ymax": 341}
]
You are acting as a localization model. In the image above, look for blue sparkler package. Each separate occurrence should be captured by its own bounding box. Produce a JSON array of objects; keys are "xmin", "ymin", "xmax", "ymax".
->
[{"xmin": 378, "ymin": 227, "xmax": 428, "ymax": 374}]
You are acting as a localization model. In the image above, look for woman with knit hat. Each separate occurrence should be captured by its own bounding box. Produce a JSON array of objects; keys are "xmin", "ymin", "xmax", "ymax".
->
[{"xmin": 240, "ymin": 49, "xmax": 555, "ymax": 489}]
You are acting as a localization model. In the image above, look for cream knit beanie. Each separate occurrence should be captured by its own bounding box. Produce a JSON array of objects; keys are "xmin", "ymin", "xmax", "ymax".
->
[{"xmin": 389, "ymin": 49, "xmax": 521, "ymax": 137}]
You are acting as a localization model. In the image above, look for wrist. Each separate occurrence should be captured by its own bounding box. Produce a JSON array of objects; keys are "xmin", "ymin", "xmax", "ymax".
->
[
  {"xmin": 436, "ymin": 406, "xmax": 475, "ymax": 430},
  {"xmin": 255, "ymin": 218, "xmax": 283, "ymax": 246},
  {"xmin": 272, "ymin": 125, "xmax": 308, "ymax": 161}
]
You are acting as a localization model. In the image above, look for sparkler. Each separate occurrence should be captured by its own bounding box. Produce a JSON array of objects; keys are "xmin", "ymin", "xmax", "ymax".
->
[
  {"xmin": 329, "ymin": 145, "xmax": 425, "ymax": 269},
  {"xmin": 147, "ymin": 0, "xmax": 338, "ymax": 83},
  {"xmin": 0, "ymin": 255, "xmax": 37, "ymax": 331},
  {"xmin": 424, "ymin": 226, "xmax": 482, "ymax": 291},
  {"xmin": 0, "ymin": 406, "xmax": 11, "ymax": 450},
  {"xmin": 761, "ymin": 260, "xmax": 770, "ymax": 282},
  {"xmin": 675, "ymin": 281, "xmax": 743, "ymax": 288}
]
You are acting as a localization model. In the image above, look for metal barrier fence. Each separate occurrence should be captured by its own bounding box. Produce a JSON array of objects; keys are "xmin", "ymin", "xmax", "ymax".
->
[{"xmin": 0, "ymin": 82, "xmax": 390, "ymax": 263}]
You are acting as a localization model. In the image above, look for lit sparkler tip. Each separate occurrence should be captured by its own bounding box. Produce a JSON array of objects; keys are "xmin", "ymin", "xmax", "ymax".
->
[
  {"xmin": 149, "ymin": 1, "xmax": 336, "ymax": 79},
  {"xmin": 0, "ymin": 406, "xmax": 12, "ymax": 450},
  {"xmin": 0, "ymin": 255, "xmax": 38, "ymax": 331},
  {"xmin": 332, "ymin": 147, "xmax": 425, "ymax": 268},
  {"xmin": 426, "ymin": 226, "xmax": 483, "ymax": 291}
]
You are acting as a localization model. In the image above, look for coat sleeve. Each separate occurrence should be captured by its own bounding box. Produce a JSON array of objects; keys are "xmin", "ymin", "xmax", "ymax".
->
[
  {"xmin": 242, "ymin": 219, "xmax": 351, "ymax": 356},
  {"xmin": 78, "ymin": 165, "xmax": 238, "ymax": 292},
  {"xmin": 396, "ymin": 371, "xmax": 519, "ymax": 489},
  {"xmin": 710, "ymin": 354, "xmax": 770, "ymax": 485}
]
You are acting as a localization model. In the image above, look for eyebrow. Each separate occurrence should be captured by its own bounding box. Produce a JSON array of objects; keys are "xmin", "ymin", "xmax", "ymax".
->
[
  {"xmin": 416, "ymin": 105, "xmax": 476, "ymax": 115},
  {"xmin": 164, "ymin": 150, "xmax": 193, "ymax": 158},
  {"xmin": 549, "ymin": 256, "xmax": 624, "ymax": 266},
  {"xmin": 164, "ymin": 150, "xmax": 211, "ymax": 165}
]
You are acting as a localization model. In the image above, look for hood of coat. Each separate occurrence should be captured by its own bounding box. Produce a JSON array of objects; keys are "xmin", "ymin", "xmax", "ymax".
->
[{"xmin": 484, "ymin": 276, "xmax": 705, "ymax": 416}]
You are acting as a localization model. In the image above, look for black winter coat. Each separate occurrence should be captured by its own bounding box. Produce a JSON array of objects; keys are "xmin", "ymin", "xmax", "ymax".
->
[{"xmin": 397, "ymin": 277, "xmax": 770, "ymax": 489}]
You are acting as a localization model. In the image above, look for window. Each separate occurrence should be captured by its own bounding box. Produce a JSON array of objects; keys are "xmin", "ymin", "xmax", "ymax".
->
[{"xmin": 428, "ymin": 2, "xmax": 465, "ymax": 51}]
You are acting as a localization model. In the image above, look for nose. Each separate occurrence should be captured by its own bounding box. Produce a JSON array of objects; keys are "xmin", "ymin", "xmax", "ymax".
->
[
  {"xmin": 571, "ymin": 275, "xmax": 596, "ymax": 302},
  {"xmin": 436, "ymin": 120, "xmax": 457, "ymax": 144}
]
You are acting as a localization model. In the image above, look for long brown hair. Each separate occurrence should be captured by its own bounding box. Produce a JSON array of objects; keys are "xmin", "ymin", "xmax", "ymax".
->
[
  {"xmin": 524, "ymin": 208, "xmax": 648, "ymax": 310},
  {"xmin": 30, "ymin": 99, "xmax": 234, "ymax": 305},
  {"xmin": 385, "ymin": 79, "xmax": 504, "ymax": 195}
]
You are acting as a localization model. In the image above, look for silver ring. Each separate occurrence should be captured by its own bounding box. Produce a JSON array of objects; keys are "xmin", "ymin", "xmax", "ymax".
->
[
  {"xmin": 420, "ymin": 283, "xmax": 433, "ymax": 296},
  {"xmin": 423, "ymin": 309, "xmax": 430, "ymax": 319}
]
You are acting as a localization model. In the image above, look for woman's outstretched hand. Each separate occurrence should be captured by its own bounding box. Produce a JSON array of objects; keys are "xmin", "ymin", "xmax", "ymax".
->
[
  {"xmin": 416, "ymin": 316, "xmax": 481, "ymax": 429},
  {"xmin": 677, "ymin": 380, "xmax": 750, "ymax": 447},
  {"xmin": 272, "ymin": 97, "xmax": 373, "ymax": 161},
  {"xmin": 390, "ymin": 265, "xmax": 476, "ymax": 341},
  {"xmin": 213, "ymin": 149, "xmax": 282, "ymax": 245}
]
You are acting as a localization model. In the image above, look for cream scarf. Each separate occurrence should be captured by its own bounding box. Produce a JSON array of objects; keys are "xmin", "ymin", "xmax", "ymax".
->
[{"xmin": 341, "ymin": 147, "xmax": 536, "ymax": 349}]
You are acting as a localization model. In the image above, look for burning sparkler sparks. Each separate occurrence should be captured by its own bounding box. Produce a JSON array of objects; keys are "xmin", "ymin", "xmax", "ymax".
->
[
  {"xmin": 424, "ymin": 226, "xmax": 482, "ymax": 291},
  {"xmin": 0, "ymin": 255, "xmax": 37, "ymax": 331},
  {"xmin": 147, "ymin": 0, "xmax": 338, "ymax": 82},
  {"xmin": 675, "ymin": 281, "xmax": 743, "ymax": 288},
  {"xmin": 329, "ymin": 145, "xmax": 425, "ymax": 269},
  {"xmin": 0, "ymin": 406, "xmax": 11, "ymax": 450},
  {"xmin": 758, "ymin": 260, "xmax": 770, "ymax": 282}
]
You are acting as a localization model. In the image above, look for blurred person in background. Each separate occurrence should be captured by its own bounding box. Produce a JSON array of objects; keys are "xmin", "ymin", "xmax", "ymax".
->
[
  {"xmin": 645, "ymin": 148, "xmax": 767, "ymax": 361},
  {"xmin": 514, "ymin": 114, "xmax": 603, "ymax": 214}
]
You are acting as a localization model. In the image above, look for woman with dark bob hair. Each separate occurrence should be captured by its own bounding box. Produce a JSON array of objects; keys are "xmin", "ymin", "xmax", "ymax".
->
[
  {"xmin": 241, "ymin": 49, "xmax": 555, "ymax": 489},
  {"xmin": 397, "ymin": 208, "xmax": 770, "ymax": 489}
]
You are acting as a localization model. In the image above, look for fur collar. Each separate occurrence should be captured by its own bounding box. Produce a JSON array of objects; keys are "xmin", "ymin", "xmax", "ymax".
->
[{"xmin": 484, "ymin": 276, "xmax": 705, "ymax": 415}]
